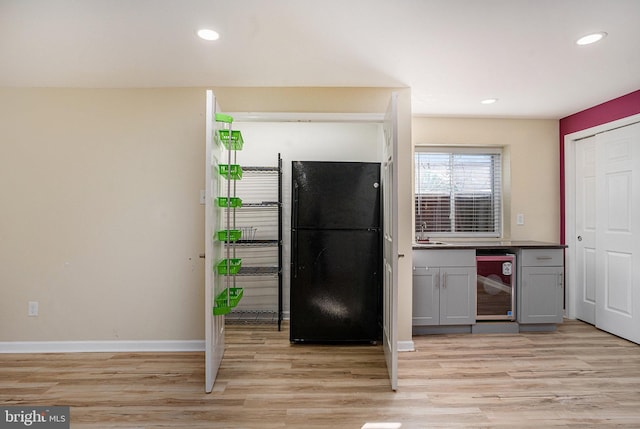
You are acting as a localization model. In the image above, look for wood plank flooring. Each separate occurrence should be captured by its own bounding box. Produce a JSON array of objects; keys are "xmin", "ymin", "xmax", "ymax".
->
[{"xmin": 1, "ymin": 320, "xmax": 639, "ymax": 428}]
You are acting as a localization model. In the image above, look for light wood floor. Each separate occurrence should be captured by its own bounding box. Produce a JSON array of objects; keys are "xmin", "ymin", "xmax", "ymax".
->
[{"xmin": 1, "ymin": 320, "xmax": 639, "ymax": 428}]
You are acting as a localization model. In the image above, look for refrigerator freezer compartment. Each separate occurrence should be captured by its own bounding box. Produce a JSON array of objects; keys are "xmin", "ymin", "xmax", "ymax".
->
[
  {"xmin": 291, "ymin": 161, "xmax": 381, "ymax": 230},
  {"xmin": 216, "ymin": 258, "xmax": 242, "ymax": 275},
  {"xmin": 213, "ymin": 287, "xmax": 244, "ymax": 315}
]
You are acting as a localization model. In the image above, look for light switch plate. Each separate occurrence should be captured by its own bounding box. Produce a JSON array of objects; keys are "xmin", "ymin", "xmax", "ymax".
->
[
  {"xmin": 516, "ymin": 213, "xmax": 524, "ymax": 225},
  {"xmin": 200, "ymin": 190, "xmax": 206, "ymax": 205},
  {"xmin": 28, "ymin": 301, "xmax": 38, "ymax": 316}
]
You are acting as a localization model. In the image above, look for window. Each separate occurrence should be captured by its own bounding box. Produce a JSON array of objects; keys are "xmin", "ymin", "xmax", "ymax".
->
[{"xmin": 415, "ymin": 148, "xmax": 502, "ymax": 237}]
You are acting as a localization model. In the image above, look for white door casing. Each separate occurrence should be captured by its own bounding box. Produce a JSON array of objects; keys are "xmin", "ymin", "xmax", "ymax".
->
[
  {"xmin": 382, "ymin": 92, "xmax": 399, "ymax": 391},
  {"xmin": 566, "ymin": 116, "xmax": 640, "ymax": 344},
  {"xmin": 204, "ymin": 97, "xmax": 402, "ymax": 389}
]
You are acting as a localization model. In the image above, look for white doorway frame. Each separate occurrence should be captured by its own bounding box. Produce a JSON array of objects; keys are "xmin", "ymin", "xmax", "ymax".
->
[
  {"xmin": 227, "ymin": 109, "xmax": 401, "ymax": 390},
  {"xmin": 563, "ymin": 112, "xmax": 640, "ymax": 320}
]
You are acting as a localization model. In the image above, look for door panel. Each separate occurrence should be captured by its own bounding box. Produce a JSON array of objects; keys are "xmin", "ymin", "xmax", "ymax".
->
[
  {"xmin": 204, "ymin": 90, "xmax": 225, "ymax": 393},
  {"xmin": 412, "ymin": 268, "xmax": 439, "ymax": 325},
  {"xmin": 520, "ymin": 266, "xmax": 564, "ymax": 324},
  {"xmin": 595, "ymin": 122, "xmax": 640, "ymax": 344},
  {"xmin": 575, "ymin": 136, "xmax": 596, "ymax": 324},
  {"xmin": 440, "ymin": 267, "xmax": 476, "ymax": 325},
  {"xmin": 382, "ymin": 93, "xmax": 398, "ymax": 391},
  {"xmin": 583, "ymin": 248, "xmax": 597, "ymax": 306},
  {"xmin": 604, "ymin": 251, "xmax": 633, "ymax": 315}
]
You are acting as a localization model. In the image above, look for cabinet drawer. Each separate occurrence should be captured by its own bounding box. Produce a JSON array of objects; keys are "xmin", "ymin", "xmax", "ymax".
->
[
  {"xmin": 520, "ymin": 249, "xmax": 563, "ymax": 266},
  {"xmin": 413, "ymin": 249, "xmax": 476, "ymax": 268}
]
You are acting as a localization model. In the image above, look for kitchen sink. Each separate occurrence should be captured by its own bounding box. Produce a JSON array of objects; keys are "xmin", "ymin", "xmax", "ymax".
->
[{"xmin": 415, "ymin": 240, "xmax": 450, "ymax": 246}]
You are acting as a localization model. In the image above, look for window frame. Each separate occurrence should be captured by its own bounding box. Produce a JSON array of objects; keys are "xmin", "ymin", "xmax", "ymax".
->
[{"xmin": 414, "ymin": 146, "xmax": 504, "ymax": 239}]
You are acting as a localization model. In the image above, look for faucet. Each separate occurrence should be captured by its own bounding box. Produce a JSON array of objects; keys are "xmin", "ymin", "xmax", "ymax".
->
[{"xmin": 418, "ymin": 222, "xmax": 429, "ymax": 242}]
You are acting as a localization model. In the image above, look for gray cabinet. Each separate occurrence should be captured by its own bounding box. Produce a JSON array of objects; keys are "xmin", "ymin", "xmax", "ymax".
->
[
  {"xmin": 518, "ymin": 249, "xmax": 564, "ymax": 324},
  {"xmin": 413, "ymin": 250, "xmax": 476, "ymax": 326}
]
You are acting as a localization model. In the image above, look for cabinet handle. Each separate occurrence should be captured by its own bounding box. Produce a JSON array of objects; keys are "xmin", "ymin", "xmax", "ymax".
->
[
  {"xmin": 413, "ymin": 266, "xmax": 429, "ymax": 271},
  {"xmin": 442, "ymin": 273, "xmax": 446, "ymax": 288},
  {"xmin": 558, "ymin": 273, "xmax": 564, "ymax": 288},
  {"xmin": 536, "ymin": 256, "xmax": 553, "ymax": 260}
]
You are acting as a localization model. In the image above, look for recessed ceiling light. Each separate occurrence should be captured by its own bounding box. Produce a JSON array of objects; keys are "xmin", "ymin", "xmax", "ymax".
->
[
  {"xmin": 197, "ymin": 29, "xmax": 220, "ymax": 41},
  {"xmin": 576, "ymin": 32, "xmax": 607, "ymax": 45},
  {"xmin": 481, "ymin": 98, "xmax": 498, "ymax": 105}
]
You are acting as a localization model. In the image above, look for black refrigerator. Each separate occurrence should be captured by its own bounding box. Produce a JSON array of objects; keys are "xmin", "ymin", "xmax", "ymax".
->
[{"xmin": 290, "ymin": 161, "xmax": 382, "ymax": 343}]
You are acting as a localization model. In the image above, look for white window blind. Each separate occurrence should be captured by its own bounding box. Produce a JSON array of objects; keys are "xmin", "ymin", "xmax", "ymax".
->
[{"xmin": 415, "ymin": 148, "xmax": 502, "ymax": 237}]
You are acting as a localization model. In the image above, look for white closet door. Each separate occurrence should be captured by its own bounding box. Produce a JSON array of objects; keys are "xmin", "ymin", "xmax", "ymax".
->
[
  {"xmin": 382, "ymin": 93, "xmax": 399, "ymax": 391},
  {"xmin": 595, "ymin": 122, "xmax": 640, "ymax": 344},
  {"xmin": 205, "ymin": 90, "xmax": 225, "ymax": 392},
  {"xmin": 575, "ymin": 136, "xmax": 597, "ymax": 324}
]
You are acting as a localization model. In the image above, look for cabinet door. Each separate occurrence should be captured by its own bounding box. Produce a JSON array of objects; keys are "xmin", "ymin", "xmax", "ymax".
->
[
  {"xmin": 440, "ymin": 267, "xmax": 476, "ymax": 325},
  {"xmin": 412, "ymin": 267, "xmax": 440, "ymax": 326},
  {"xmin": 519, "ymin": 266, "xmax": 564, "ymax": 324}
]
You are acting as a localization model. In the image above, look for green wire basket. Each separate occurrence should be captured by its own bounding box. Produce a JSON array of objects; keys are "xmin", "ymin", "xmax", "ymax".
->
[
  {"xmin": 215, "ymin": 258, "xmax": 242, "ymax": 275},
  {"xmin": 213, "ymin": 287, "xmax": 243, "ymax": 315},
  {"xmin": 216, "ymin": 197, "xmax": 242, "ymax": 208},
  {"xmin": 215, "ymin": 113, "xmax": 234, "ymax": 124},
  {"xmin": 217, "ymin": 130, "xmax": 244, "ymax": 150},
  {"xmin": 216, "ymin": 229, "xmax": 242, "ymax": 242},
  {"xmin": 218, "ymin": 164, "xmax": 243, "ymax": 180}
]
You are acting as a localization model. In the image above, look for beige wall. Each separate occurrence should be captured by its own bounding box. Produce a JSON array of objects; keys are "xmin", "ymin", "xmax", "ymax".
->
[
  {"xmin": 211, "ymin": 87, "xmax": 395, "ymax": 113},
  {"xmin": 1, "ymin": 88, "xmax": 207, "ymax": 341},
  {"xmin": 0, "ymin": 87, "xmax": 558, "ymax": 346},
  {"xmin": 412, "ymin": 117, "xmax": 560, "ymax": 242},
  {"xmin": 0, "ymin": 86, "xmax": 411, "ymax": 343}
]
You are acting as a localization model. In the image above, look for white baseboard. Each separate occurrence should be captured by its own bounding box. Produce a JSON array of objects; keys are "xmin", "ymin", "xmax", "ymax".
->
[
  {"xmin": 0, "ymin": 340, "xmax": 205, "ymax": 354},
  {"xmin": 398, "ymin": 340, "xmax": 415, "ymax": 352},
  {"xmin": 1, "ymin": 338, "xmax": 412, "ymax": 354}
]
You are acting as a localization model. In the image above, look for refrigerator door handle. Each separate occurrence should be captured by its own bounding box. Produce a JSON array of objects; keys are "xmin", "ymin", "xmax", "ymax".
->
[
  {"xmin": 291, "ymin": 181, "xmax": 299, "ymax": 278},
  {"xmin": 292, "ymin": 181, "xmax": 299, "ymax": 229},
  {"xmin": 292, "ymin": 229, "xmax": 298, "ymax": 278}
]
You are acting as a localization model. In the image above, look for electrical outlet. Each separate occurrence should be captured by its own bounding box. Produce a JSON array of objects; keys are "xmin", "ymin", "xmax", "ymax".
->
[
  {"xmin": 28, "ymin": 301, "xmax": 39, "ymax": 317},
  {"xmin": 516, "ymin": 213, "xmax": 525, "ymax": 225},
  {"xmin": 200, "ymin": 190, "xmax": 206, "ymax": 205}
]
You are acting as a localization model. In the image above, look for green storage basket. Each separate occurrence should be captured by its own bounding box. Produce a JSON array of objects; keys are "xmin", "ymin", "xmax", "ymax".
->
[
  {"xmin": 218, "ymin": 164, "xmax": 243, "ymax": 180},
  {"xmin": 215, "ymin": 113, "xmax": 234, "ymax": 124},
  {"xmin": 213, "ymin": 305, "xmax": 231, "ymax": 316},
  {"xmin": 217, "ymin": 130, "xmax": 244, "ymax": 150},
  {"xmin": 216, "ymin": 258, "xmax": 242, "ymax": 275},
  {"xmin": 216, "ymin": 229, "xmax": 241, "ymax": 242},
  {"xmin": 216, "ymin": 197, "xmax": 242, "ymax": 208},
  {"xmin": 213, "ymin": 287, "xmax": 243, "ymax": 315}
]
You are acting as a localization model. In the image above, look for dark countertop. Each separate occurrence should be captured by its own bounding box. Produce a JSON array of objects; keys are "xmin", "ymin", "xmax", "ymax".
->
[{"xmin": 413, "ymin": 240, "xmax": 567, "ymax": 250}]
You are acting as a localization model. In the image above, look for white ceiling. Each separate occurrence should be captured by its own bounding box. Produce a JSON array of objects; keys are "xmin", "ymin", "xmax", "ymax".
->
[{"xmin": 1, "ymin": 0, "xmax": 639, "ymax": 118}]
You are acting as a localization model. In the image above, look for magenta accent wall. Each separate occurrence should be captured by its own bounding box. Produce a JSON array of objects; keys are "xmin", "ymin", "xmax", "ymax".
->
[{"xmin": 559, "ymin": 89, "xmax": 640, "ymax": 243}]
